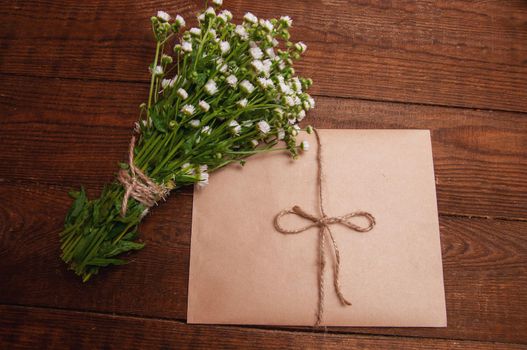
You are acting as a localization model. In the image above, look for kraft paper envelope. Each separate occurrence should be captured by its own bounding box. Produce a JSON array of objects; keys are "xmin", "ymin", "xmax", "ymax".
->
[{"xmin": 188, "ymin": 129, "xmax": 447, "ymax": 327}]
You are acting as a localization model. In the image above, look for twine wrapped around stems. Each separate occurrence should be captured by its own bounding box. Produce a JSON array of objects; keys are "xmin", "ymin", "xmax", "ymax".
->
[
  {"xmin": 117, "ymin": 135, "xmax": 169, "ymax": 216},
  {"xmin": 273, "ymin": 129, "xmax": 376, "ymax": 326}
]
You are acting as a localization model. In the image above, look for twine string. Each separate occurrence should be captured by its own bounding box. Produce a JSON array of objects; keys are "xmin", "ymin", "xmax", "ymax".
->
[
  {"xmin": 273, "ymin": 129, "xmax": 376, "ymax": 326},
  {"xmin": 117, "ymin": 136, "xmax": 169, "ymax": 216}
]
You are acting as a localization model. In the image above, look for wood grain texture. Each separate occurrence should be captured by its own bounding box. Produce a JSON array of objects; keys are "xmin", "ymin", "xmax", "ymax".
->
[
  {"xmin": 2, "ymin": 305, "xmax": 527, "ymax": 350},
  {"xmin": 1, "ymin": 0, "xmax": 526, "ymax": 348},
  {"xmin": 1, "ymin": 75, "xmax": 526, "ymax": 219},
  {"xmin": 0, "ymin": 181, "xmax": 526, "ymax": 343},
  {"xmin": 1, "ymin": 0, "xmax": 526, "ymax": 111}
]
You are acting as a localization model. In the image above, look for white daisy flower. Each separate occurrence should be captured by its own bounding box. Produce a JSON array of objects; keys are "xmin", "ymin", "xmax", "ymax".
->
[
  {"xmin": 300, "ymin": 140, "xmax": 309, "ymax": 151},
  {"xmin": 260, "ymin": 19, "xmax": 273, "ymax": 32},
  {"xmin": 219, "ymin": 10, "xmax": 232, "ymax": 20},
  {"xmin": 285, "ymin": 96, "xmax": 295, "ymax": 107},
  {"xmin": 249, "ymin": 47, "xmax": 263, "ymax": 59},
  {"xmin": 181, "ymin": 41, "xmax": 192, "ymax": 52},
  {"xmin": 251, "ymin": 139, "xmax": 259, "ymax": 147},
  {"xmin": 181, "ymin": 104, "xmax": 195, "ymax": 116},
  {"xmin": 262, "ymin": 59, "xmax": 272, "ymax": 76},
  {"xmin": 277, "ymin": 128, "xmax": 285, "ymax": 140},
  {"xmin": 190, "ymin": 28, "xmax": 201, "ymax": 36},
  {"xmin": 251, "ymin": 60, "xmax": 264, "ymax": 74},
  {"xmin": 189, "ymin": 119, "xmax": 200, "ymax": 128},
  {"xmin": 279, "ymin": 82, "xmax": 293, "ymax": 95},
  {"xmin": 219, "ymin": 41, "xmax": 231, "ymax": 55},
  {"xmin": 272, "ymin": 38, "xmax": 279, "ymax": 47},
  {"xmin": 157, "ymin": 11, "xmax": 171, "ymax": 22},
  {"xmin": 257, "ymin": 120, "xmax": 271, "ymax": 134},
  {"xmin": 175, "ymin": 15, "xmax": 186, "ymax": 27},
  {"xmin": 239, "ymin": 80, "xmax": 255, "ymax": 94},
  {"xmin": 235, "ymin": 25, "xmax": 248, "ymax": 40},
  {"xmin": 244, "ymin": 12, "xmax": 257, "ymax": 24},
  {"xmin": 204, "ymin": 80, "xmax": 218, "ymax": 95},
  {"xmin": 292, "ymin": 77, "xmax": 302, "ymax": 92},
  {"xmin": 198, "ymin": 13, "xmax": 205, "ymax": 22},
  {"xmin": 295, "ymin": 41, "xmax": 307, "ymax": 53},
  {"xmin": 226, "ymin": 75, "xmax": 238, "ymax": 87},
  {"xmin": 212, "ymin": 0, "xmax": 223, "ymax": 5},
  {"xmin": 198, "ymin": 166, "xmax": 209, "ymax": 187},
  {"xmin": 182, "ymin": 163, "xmax": 195, "ymax": 175},
  {"xmin": 307, "ymin": 96, "xmax": 315, "ymax": 108},
  {"xmin": 152, "ymin": 65, "xmax": 163, "ymax": 76},
  {"xmin": 237, "ymin": 98, "xmax": 248, "ymax": 108},
  {"xmin": 297, "ymin": 110, "xmax": 306, "ymax": 121},
  {"xmin": 198, "ymin": 100, "xmax": 210, "ymax": 112},
  {"xmin": 229, "ymin": 120, "xmax": 241, "ymax": 135},
  {"xmin": 161, "ymin": 79, "xmax": 171, "ymax": 89},
  {"xmin": 177, "ymin": 88, "xmax": 188, "ymax": 100},
  {"xmin": 280, "ymin": 16, "xmax": 292, "ymax": 27},
  {"xmin": 265, "ymin": 47, "xmax": 275, "ymax": 59},
  {"xmin": 205, "ymin": 7, "xmax": 216, "ymax": 17},
  {"xmin": 201, "ymin": 126, "xmax": 212, "ymax": 135}
]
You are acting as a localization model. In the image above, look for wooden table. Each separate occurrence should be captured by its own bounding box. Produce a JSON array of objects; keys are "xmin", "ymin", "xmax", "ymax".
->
[{"xmin": 1, "ymin": 1, "xmax": 526, "ymax": 349}]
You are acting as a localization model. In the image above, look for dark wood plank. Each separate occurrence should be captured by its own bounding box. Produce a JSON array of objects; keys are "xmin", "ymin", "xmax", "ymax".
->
[
  {"xmin": 1, "ymin": 0, "xmax": 526, "ymax": 111},
  {"xmin": 2, "ymin": 305, "xmax": 527, "ymax": 350},
  {"xmin": 1, "ymin": 181, "xmax": 526, "ymax": 343},
  {"xmin": 1, "ymin": 75, "xmax": 526, "ymax": 219}
]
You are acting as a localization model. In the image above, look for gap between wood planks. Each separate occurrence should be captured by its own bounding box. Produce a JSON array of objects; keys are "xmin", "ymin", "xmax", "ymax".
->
[
  {"xmin": 2, "ymin": 303, "xmax": 526, "ymax": 347},
  {"xmin": 2, "ymin": 71, "xmax": 527, "ymax": 116}
]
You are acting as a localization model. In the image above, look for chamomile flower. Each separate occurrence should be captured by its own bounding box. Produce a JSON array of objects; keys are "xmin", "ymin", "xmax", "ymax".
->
[
  {"xmin": 239, "ymin": 80, "xmax": 255, "ymax": 94},
  {"xmin": 229, "ymin": 120, "xmax": 241, "ymax": 135},
  {"xmin": 265, "ymin": 47, "xmax": 276, "ymax": 59},
  {"xmin": 244, "ymin": 12, "xmax": 258, "ymax": 24},
  {"xmin": 198, "ymin": 165, "xmax": 209, "ymax": 187},
  {"xmin": 295, "ymin": 42, "xmax": 307, "ymax": 53},
  {"xmin": 181, "ymin": 163, "xmax": 195, "ymax": 175},
  {"xmin": 177, "ymin": 88, "xmax": 188, "ymax": 100},
  {"xmin": 237, "ymin": 98, "xmax": 248, "ymax": 108},
  {"xmin": 260, "ymin": 19, "xmax": 273, "ymax": 32},
  {"xmin": 277, "ymin": 128, "xmax": 285, "ymax": 140},
  {"xmin": 199, "ymin": 100, "xmax": 210, "ymax": 112},
  {"xmin": 257, "ymin": 120, "xmax": 271, "ymax": 134},
  {"xmin": 300, "ymin": 140, "xmax": 310, "ymax": 151},
  {"xmin": 181, "ymin": 104, "xmax": 195, "ymax": 116},
  {"xmin": 190, "ymin": 28, "xmax": 201, "ymax": 36},
  {"xmin": 297, "ymin": 110, "xmax": 306, "ymax": 121},
  {"xmin": 204, "ymin": 80, "xmax": 218, "ymax": 95},
  {"xmin": 219, "ymin": 10, "xmax": 232, "ymax": 20},
  {"xmin": 175, "ymin": 15, "xmax": 186, "ymax": 27},
  {"xmin": 251, "ymin": 139, "xmax": 259, "ymax": 147},
  {"xmin": 235, "ymin": 25, "xmax": 248, "ymax": 40},
  {"xmin": 161, "ymin": 79, "xmax": 172, "ymax": 89},
  {"xmin": 226, "ymin": 75, "xmax": 238, "ymax": 87},
  {"xmin": 220, "ymin": 41, "xmax": 231, "ymax": 55},
  {"xmin": 280, "ymin": 16, "xmax": 292, "ymax": 28},
  {"xmin": 285, "ymin": 96, "xmax": 295, "ymax": 107},
  {"xmin": 189, "ymin": 119, "xmax": 200, "ymax": 128},
  {"xmin": 181, "ymin": 41, "xmax": 192, "ymax": 52},
  {"xmin": 152, "ymin": 65, "xmax": 163, "ymax": 76},
  {"xmin": 251, "ymin": 60, "xmax": 264, "ymax": 74},
  {"xmin": 212, "ymin": 0, "xmax": 223, "ymax": 5},
  {"xmin": 201, "ymin": 126, "xmax": 212, "ymax": 135},
  {"xmin": 249, "ymin": 47, "xmax": 263, "ymax": 59},
  {"xmin": 157, "ymin": 10, "xmax": 171, "ymax": 22},
  {"xmin": 205, "ymin": 7, "xmax": 216, "ymax": 17}
]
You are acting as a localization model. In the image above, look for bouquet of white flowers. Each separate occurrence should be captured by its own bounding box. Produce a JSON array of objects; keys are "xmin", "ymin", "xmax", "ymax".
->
[{"xmin": 60, "ymin": 1, "xmax": 314, "ymax": 282}]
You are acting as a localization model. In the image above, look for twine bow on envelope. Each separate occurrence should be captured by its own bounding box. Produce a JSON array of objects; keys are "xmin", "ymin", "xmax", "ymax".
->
[{"xmin": 273, "ymin": 129, "xmax": 376, "ymax": 327}]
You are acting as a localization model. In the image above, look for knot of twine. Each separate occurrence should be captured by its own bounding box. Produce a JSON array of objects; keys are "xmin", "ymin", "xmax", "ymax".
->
[
  {"xmin": 117, "ymin": 136, "xmax": 169, "ymax": 216},
  {"xmin": 273, "ymin": 129, "xmax": 376, "ymax": 327}
]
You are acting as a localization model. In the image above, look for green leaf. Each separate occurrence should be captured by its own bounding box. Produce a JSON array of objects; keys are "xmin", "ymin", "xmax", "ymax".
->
[{"xmin": 87, "ymin": 258, "xmax": 128, "ymax": 267}]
